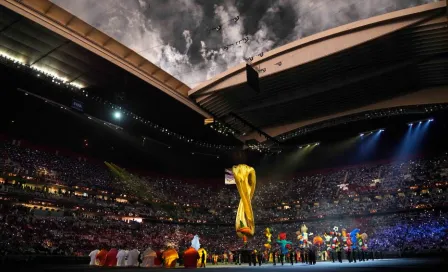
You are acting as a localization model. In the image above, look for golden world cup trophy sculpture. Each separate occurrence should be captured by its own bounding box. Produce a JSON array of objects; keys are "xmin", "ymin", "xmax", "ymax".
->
[{"xmin": 232, "ymin": 164, "xmax": 256, "ymax": 245}]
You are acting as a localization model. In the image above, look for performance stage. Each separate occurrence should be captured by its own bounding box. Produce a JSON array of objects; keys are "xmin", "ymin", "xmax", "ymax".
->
[{"xmin": 26, "ymin": 258, "xmax": 446, "ymax": 272}]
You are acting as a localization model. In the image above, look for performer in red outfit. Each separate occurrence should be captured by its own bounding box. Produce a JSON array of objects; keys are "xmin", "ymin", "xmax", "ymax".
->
[
  {"xmin": 105, "ymin": 248, "xmax": 118, "ymax": 266},
  {"xmin": 183, "ymin": 247, "xmax": 199, "ymax": 268},
  {"xmin": 96, "ymin": 248, "xmax": 108, "ymax": 266},
  {"xmin": 154, "ymin": 250, "xmax": 163, "ymax": 266}
]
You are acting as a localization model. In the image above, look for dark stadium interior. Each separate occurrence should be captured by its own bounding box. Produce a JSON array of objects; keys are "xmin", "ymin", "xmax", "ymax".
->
[{"xmin": 1, "ymin": 0, "xmax": 448, "ymax": 271}]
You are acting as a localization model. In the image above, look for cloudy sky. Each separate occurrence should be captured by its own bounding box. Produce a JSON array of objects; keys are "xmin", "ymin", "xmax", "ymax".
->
[{"xmin": 52, "ymin": 0, "xmax": 438, "ymax": 88}]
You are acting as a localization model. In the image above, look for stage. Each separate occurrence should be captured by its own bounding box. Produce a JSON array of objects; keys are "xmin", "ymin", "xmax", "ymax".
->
[{"xmin": 24, "ymin": 258, "xmax": 446, "ymax": 271}]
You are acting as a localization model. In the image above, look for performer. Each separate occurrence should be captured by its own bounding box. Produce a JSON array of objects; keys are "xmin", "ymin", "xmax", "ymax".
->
[
  {"xmin": 345, "ymin": 230, "xmax": 353, "ymax": 263},
  {"xmin": 223, "ymin": 252, "xmax": 228, "ymax": 264},
  {"xmin": 350, "ymin": 229, "xmax": 360, "ymax": 263},
  {"xmin": 263, "ymin": 228, "xmax": 273, "ymax": 250},
  {"xmin": 163, "ymin": 247, "xmax": 179, "ymax": 268},
  {"xmin": 361, "ymin": 233, "xmax": 369, "ymax": 261},
  {"xmin": 183, "ymin": 247, "xmax": 199, "ymax": 269},
  {"xmin": 142, "ymin": 247, "xmax": 157, "ymax": 267},
  {"xmin": 200, "ymin": 251, "xmax": 206, "ymax": 268},
  {"xmin": 116, "ymin": 249, "xmax": 127, "ymax": 266},
  {"xmin": 88, "ymin": 249, "xmax": 99, "ymax": 266},
  {"xmin": 324, "ymin": 232, "xmax": 332, "ymax": 262},
  {"xmin": 127, "ymin": 248, "xmax": 140, "ymax": 267},
  {"xmin": 335, "ymin": 233, "xmax": 342, "ymax": 263},
  {"xmin": 96, "ymin": 248, "xmax": 108, "ymax": 266},
  {"xmin": 105, "ymin": 248, "xmax": 118, "ymax": 267},
  {"xmin": 154, "ymin": 249, "xmax": 163, "ymax": 267}
]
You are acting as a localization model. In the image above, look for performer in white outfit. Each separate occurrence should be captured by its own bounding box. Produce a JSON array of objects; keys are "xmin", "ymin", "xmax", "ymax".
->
[
  {"xmin": 89, "ymin": 249, "xmax": 99, "ymax": 265},
  {"xmin": 126, "ymin": 249, "xmax": 140, "ymax": 267},
  {"xmin": 116, "ymin": 249, "xmax": 127, "ymax": 266},
  {"xmin": 142, "ymin": 247, "xmax": 157, "ymax": 267},
  {"xmin": 191, "ymin": 235, "xmax": 200, "ymax": 251}
]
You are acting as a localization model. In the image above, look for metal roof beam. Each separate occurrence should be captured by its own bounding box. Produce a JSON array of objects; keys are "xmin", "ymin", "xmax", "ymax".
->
[{"xmin": 30, "ymin": 39, "xmax": 69, "ymax": 65}]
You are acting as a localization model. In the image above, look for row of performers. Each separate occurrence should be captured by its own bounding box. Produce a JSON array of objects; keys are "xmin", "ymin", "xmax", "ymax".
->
[
  {"xmin": 88, "ymin": 247, "xmax": 183, "ymax": 268},
  {"xmin": 261, "ymin": 225, "xmax": 372, "ymax": 263},
  {"xmin": 88, "ymin": 235, "xmax": 207, "ymax": 268}
]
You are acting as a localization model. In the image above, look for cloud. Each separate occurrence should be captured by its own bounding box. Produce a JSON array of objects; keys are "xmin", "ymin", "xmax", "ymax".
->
[
  {"xmin": 182, "ymin": 30, "xmax": 193, "ymax": 55},
  {"xmin": 51, "ymin": 0, "xmax": 439, "ymax": 88},
  {"xmin": 285, "ymin": 0, "xmax": 439, "ymax": 41}
]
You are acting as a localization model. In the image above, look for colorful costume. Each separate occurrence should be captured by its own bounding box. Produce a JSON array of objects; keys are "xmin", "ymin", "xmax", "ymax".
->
[
  {"xmin": 142, "ymin": 247, "xmax": 157, "ymax": 267},
  {"xmin": 232, "ymin": 164, "xmax": 256, "ymax": 244},
  {"xmin": 296, "ymin": 224, "xmax": 310, "ymax": 248},
  {"xmin": 154, "ymin": 250, "xmax": 163, "ymax": 267},
  {"xmin": 350, "ymin": 229, "xmax": 360, "ymax": 262},
  {"xmin": 313, "ymin": 235, "xmax": 324, "ymax": 246},
  {"xmin": 96, "ymin": 249, "xmax": 108, "ymax": 266},
  {"xmin": 105, "ymin": 248, "xmax": 118, "ymax": 266},
  {"xmin": 183, "ymin": 247, "xmax": 199, "ymax": 268},
  {"xmin": 116, "ymin": 249, "xmax": 127, "ymax": 266},
  {"xmin": 361, "ymin": 233, "xmax": 368, "ymax": 251},
  {"xmin": 277, "ymin": 233, "xmax": 293, "ymax": 255},
  {"xmin": 197, "ymin": 248, "xmax": 207, "ymax": 267},
  {"xmin": 127, "ymin": 249, "xmax": 140, "ymax": 267},
  {"xmin": 264, "ymin": 228, "xmax": 273, "ymax": 249},
  {"xmin": 88, "ymin": 249, "xmax": 99, "ymax": 266},
  {"xmin": 163, "ymin": 248, "xmax": 179, "ymax": 268}
]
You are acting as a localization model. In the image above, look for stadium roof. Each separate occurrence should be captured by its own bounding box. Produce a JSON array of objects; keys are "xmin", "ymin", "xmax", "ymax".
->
[
  {"xmin": 0, "ymin": 0, "xmax": 207, "ymax": 113},
  {"xmin": 0, "ymin": 0, "xmax": 244, "ymax": 148},
  {"xmin": 189, "ymin": 1, "xmax": 448, "ymax": 144}
]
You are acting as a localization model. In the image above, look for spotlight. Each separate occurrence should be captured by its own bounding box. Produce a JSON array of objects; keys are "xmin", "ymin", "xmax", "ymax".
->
[
  {"xmin": 419, "ymin": 121, "xmax": 422, "ymax": 124},
  {"xmin": 113, "ymin": 111, "xmax": 121, "ymax": 119},
  {"xmin": 379, "ymin": 129, "xmax": 384, "ymax": 132},
  {"xmin": 409, "ymin": 123, "xmax": 413, "ymax": 126},
  {"xmin": 360, "ymin": 133, "xmax": 364, "ymax": 137},
  {"xmin": 428, "ymin": 119, "xmax": 433, "ymax": 122}
]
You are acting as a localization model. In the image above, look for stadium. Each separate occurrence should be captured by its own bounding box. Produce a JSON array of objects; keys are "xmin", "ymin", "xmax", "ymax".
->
[{"xmin": 0, "ymin": 0, "xmax": 447, "ymax": 271}]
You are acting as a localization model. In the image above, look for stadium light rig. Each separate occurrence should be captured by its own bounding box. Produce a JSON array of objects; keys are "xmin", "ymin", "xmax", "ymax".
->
[
  {"xmin": 298, "ymin": 142, "xmax": 320, "ymax": 149},
  {"xmin": 408, "ymin": 118, "xmax": 433, "ymax": 126},
  {"xmin": 359, "ymin": 128, "xmax": 385, "ymax": 137},
  {"xmin": 114, "ymin": 111, "xmax": 122, "ymax": 119}
]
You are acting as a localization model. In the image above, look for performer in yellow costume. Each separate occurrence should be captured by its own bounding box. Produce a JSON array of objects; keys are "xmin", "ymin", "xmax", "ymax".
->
[
  {"xmin": 264, "ymin": 228, "xmax": 272, "ymax": 249},
  {"xmin": 232, "ymin": 164, "xmax": 256, "ymax": 244}
]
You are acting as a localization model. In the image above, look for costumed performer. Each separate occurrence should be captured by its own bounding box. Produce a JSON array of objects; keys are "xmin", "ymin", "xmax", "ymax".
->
[
  {"xmin": 127, "ymin": 248, "xmax": 140, "ymax": 267},
  {"xmin": 312, "ymin": 235, "xmax": 324, "ymax": 262},
  {"xmin": 277, "ymin": 232, "xmax": 292, "ymax": 265},
  {"xmin": 96, "ymin": 248, "xmax": 108, "ymax": 266},
  {"xmin": 163, "ymin": 246, "xmax": 179, "ymax": 268},
  {"xmin": 88, "ymin": 249, "xmax": 99, "ymax": 266},
  {"xmin": 323, "ymin": 232, "xmax": 331, "ymax": 261},
  {"xmin": 105, "ymin": 248, "xmax": 118, "ymax": 266},
  {"xmin": 232, "ymin": 164, "xmax": 256, "ymax": 245},
  {"xmin": 342, "ymin": 229, "xmax": 353, "ymax": 263},
  {"xmin": 335, "ymin": 231, "xmax": 342, "ymax": 263},
  {"xmin": 184, "ymin": 235, "xmax": 200, "ymax": 269},
  {"xmin": 142, "ymin": 247, "xmax": 157, "ymax": 267},
  {"xmin": 313, "ymin": 234, "xmax": 324, "ymax": 247},
  {"xmin": 197, "ymin": 248, "xmax": 207, "ymax": 268},
  {"xmin": 264, "ymin": 228, "xmax": 273, "ymax": 250},
  {"xmin": 361, "ymin": 233, "xmax": 368, "ymax": 260},
  {"xmin": 154, "ymin": 249, "xmax": 163, "ymax": 267},
  {"xmin": 350, "ymin": 229, "xmax": 360, "ymax": 263},
  {"xmin": 116, "ymin": 249, "xmax": 127, "ymax": 266}
]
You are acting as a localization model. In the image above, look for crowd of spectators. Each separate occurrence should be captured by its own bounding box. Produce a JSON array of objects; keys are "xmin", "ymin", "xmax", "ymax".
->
[
  {"xmin": 0, "ymin": 140, "xmax": 447, "ymax": 257},
  {"xmin": 1, "ymin": 203, "xmax": 446, "ymax": 257}
]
